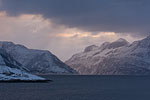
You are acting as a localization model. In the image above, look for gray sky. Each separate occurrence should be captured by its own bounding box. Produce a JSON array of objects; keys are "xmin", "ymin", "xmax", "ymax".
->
[{"xmin": 0, "ymin": 0, "xmax": 149, "ymax": 61}]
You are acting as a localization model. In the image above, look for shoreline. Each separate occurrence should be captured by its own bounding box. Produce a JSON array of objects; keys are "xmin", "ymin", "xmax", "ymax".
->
[{"xmin": 0, "ymin": 79, "xmax": 52, "ymax": 83}]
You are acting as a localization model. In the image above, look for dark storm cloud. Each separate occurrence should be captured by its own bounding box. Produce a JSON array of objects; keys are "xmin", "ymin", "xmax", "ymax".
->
[{"xmin": 1, "ymin": 0, "xmax": 150, "ymax": 36}]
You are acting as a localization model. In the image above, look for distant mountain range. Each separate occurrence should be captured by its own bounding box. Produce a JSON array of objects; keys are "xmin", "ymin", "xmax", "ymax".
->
[
  {"xmin": 1, "ymin": 35, "xmax": 150, "ymax": 77},
  {"xmin": 66, "ymin": 36, "xmax": 150, "ymax": 75},
  {"xmin": 0, "ymin": 42, "xmax": 77, "ymax": 75}
]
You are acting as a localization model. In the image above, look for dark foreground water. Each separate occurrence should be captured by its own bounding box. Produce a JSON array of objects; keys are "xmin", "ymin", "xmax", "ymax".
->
[{"xmin": 1, "ymin": 75, "xmax": 150, "ymax": 100}]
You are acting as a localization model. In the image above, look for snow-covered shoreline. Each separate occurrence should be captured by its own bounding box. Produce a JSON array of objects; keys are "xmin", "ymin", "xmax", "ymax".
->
[
  {"xmin": 0, "ymin": 49, "xmax": 48, "ymax": 82},
  {"xmin": 0, "ymin": 66, "xmax": 47, "ymax": 81}
]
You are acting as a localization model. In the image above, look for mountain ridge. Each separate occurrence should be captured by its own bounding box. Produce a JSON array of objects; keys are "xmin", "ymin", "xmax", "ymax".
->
[
  {"xmin": 66, "ymin": 36, "xmax": 150, "ymax": 75},
  {"xmin": 0, "ymin": 41, "xmax": 77, "ymax": 74}
]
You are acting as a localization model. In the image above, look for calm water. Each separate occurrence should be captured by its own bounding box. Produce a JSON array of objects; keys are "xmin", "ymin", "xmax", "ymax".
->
[{"xmin": 1, "ymin": 75, "xmax": 150, "ymax": 100}]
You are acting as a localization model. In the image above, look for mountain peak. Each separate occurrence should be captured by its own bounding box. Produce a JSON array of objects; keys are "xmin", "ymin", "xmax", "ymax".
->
[
  {"xmin": 99, "ymin": 38, "xmax": 129, "ymax": 50},
  {"xmin": 116, "ymin": 38, "xmax": 128, "ymax": 42},
  {"xmin": 84, "ymin": 45, "xmax": 99, "ymax": 52}
]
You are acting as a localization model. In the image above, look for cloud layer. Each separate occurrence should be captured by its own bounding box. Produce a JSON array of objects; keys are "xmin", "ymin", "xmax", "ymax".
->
[{"xmin": 1, "ymin": 0, "xmax": 150, "ymax": 36}]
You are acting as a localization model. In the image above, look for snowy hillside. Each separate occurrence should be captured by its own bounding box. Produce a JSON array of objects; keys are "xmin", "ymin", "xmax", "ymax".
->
[
  {"xmin": 0, "ymin": 42, "xmax": 77, "ymax": 74},
  {"xmin": 0, "ymin": 49, "xmax": 45, "ymax": 81},
  {"xmin": 66, "ymin": 36, "xmax": 150, "ymax": 75}
]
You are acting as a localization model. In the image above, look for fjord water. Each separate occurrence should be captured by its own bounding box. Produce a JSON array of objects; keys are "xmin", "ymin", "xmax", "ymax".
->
[{"xmin": 0, "ymin": 75, "xmax": 150, "ymax": 100}]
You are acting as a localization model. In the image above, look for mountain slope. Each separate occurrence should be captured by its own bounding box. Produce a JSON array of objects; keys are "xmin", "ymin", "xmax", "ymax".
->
[
  {"xmin": 0, "ymin": 49, "xmax": 44, "ymax": 81},
  {"xmin": 0, "ymin": 42, "xmax": 77, "ymax": 74},
  {"xmin": 66, "ymin": 36, "xmax": 150, "ymax": 75}
]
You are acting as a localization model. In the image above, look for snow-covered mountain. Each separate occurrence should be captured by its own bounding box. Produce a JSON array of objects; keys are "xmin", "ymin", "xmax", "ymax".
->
[
  {"xmin": 66, "ymin": 36, "xmax": 150, "ymax": 75},
  {"xmin": 0, "ymin": 49, "xmax": 44, "ymax": 81},
  {"xmin": 0, "ymin": 42, "xmax": 77, "ymax": 74}
]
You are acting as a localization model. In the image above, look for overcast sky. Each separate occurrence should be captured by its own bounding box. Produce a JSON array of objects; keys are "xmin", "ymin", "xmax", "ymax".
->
[{"xmin": 0, "ymin": 0, "xmax": 149, "ymax": 61}]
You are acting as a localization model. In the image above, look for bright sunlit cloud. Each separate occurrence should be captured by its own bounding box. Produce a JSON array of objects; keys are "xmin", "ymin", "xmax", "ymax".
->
[{"xmin": 56, "ymin": 31, "xmax": 116, "ymax": 38}]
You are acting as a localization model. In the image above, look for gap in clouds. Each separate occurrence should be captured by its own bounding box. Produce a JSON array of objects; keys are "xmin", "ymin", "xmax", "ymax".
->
[{"xmin": 0, "ymin": 11, "xmax": 141, "ymax": 61}]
